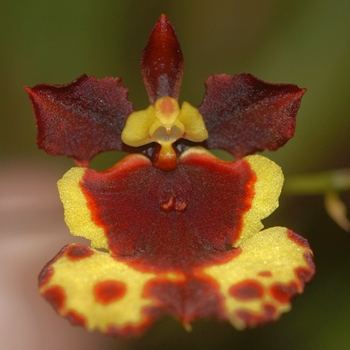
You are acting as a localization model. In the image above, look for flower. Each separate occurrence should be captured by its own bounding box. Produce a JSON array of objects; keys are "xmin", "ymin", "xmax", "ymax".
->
[{"xmin": 25, "ymin": 15, "xmax": 314, "ymax": 336}]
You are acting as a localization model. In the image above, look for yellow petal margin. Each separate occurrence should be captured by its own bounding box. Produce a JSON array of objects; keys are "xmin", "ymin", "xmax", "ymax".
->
[
  {"xmin": 39, "ymin": 244, "xmax": 157, "ymax": 335},
  {"xmin": 58, "ymin": 167, "xmax": 109, "ymax": 250},
  {"xmin": 204, "ymin": 226, "xmax": 314, "ymax": 330},
  {"xmin": 179, "ymin": 147, "xmax": 284, "ymax": 247},
  {"xmin": 234, "ymin": 154, "xmax": 283, "ymax": 247}
]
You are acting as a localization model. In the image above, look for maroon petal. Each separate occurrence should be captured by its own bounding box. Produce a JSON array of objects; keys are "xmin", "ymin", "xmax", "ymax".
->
[
  {"xmin": 25, "ymin": 74, "xmax": 134, "ymax": 166},
  {"xmin": 198, "ymin": 74, "xmax": 306, "ymax": 159},
  {"xmin": 141, "ymin": 15, "xmax": 184, "ymax": 104}
]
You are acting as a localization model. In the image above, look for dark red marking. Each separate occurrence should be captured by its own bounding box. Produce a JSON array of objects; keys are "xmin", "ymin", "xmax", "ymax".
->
[
  {"xmin": 65, "ymin": 310, "xmax": 87, "ymax": 327},
  {"xmin": 198, "ymin": 74, "xmax": 306, "ymax": 159},
  {"xmin": 141, "ymin": 15, "xmax": 184, "ymax": 104},
  {"xmin": 295, "ymin": 267, "xmax": 314, "ymax": 284},
  {"xmin": 94, "ymin": 281, "xmax": 126, "ymax": 304},
  {"xmin": 295, "ymin": 251, "xmax": 316, "ymax": 284},
  {"xmin": 81, "ymin": 152, "xmax": 254, "ymax": 273},
  {"xmin": 38, "ymin": 266, "xmax": 54, "ymax": 288},
  {"xmin": 258, "ymin": 271, "xmax": 272, "ymax": 277},
  {"xmin": 229, "ymin": 280, "xmax": 264, "ymax": 300},
  {"xmin": 38, "ymin": 245, "xmax": 69, "ymax": 288},
  {"xmin": 106, "ymin": 312, "xmax": 156, "ymax": 338},
  {"xmin": 236, "ymin": 303, "xmax": 277, "ymax": 328},
  {"xmin": 42, "ymin": 286, "xmax": 66, "ymax": 313},
  {"xmin": 287, "ymin": 230, "xmax": 310, "ymax": 248},
  {"xmin": 25, "ymin": 75, "xmax": 134, "ymax": 166},
  {"xmin": 144, "ymin": 275, "xmax": 227, "ymax": 325},
  {"xmin": 66, "ymin": 244, "xmax": 94, "ymax": 261},
  {"xmin": 270, "ymin": 281, "xmax": 299, "ymax": 304}
]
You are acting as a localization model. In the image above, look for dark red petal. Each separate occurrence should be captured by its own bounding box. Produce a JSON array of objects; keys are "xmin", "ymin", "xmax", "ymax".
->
[
  {"xmin": 141, "ymin": 15, "xmax": 184, "ymax": 104},
  {"xmin": 25, "ymin": 75, "xmax": 134, "ymax": 166},
  {"xmin": 80, "ymin": 152, "xmax": 254, "ymax": 274},
  {"xmin": 198, "ymin": 74, "xmax": 306, "ymax": 158}
]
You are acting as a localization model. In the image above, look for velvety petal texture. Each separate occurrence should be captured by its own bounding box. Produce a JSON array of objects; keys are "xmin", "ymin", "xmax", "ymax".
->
[
  {"xmin": 57, "ymin": 148, "xmax": 282, "ymax": 271},
  {"xmin": 25, "ymin": 75, "xmax": 134, "ymax": 166},
  {"xmin": 198, "ymin": 74, "xmax": 306, "ymax": 159},
  {"xmin": 141, "ymin": 14, "xmax": 184, "ymax": 104},
  {"xmin": 40, "ymin": 148, "xmax": 316, "ymax": 333}
]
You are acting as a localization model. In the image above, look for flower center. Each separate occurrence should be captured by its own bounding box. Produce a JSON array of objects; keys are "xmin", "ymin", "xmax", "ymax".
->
[{"xmin": 121, "ymin": 96, "xmax": 208, "ymax": 172}]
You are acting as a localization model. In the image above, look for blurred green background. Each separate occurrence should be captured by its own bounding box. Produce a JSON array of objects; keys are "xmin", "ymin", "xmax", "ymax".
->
[{"xmin": 1, "ymin": 0, "xmax": 350, "ymax": 349}]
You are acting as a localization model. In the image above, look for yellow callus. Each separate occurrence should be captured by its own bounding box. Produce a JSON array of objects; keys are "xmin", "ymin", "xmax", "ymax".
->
[{"xmin": 121, "ymin": 97, "xmax": 208, "ymax": 171}]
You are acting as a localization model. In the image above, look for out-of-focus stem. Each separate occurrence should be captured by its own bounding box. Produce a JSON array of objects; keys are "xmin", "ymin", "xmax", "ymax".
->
[{"xmin": 283, "ymin": 168, "xmax": 350, "ymax": 195}]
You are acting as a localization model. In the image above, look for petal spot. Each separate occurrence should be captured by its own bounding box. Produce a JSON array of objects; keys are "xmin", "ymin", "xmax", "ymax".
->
[
  {"xmin": 270, "ymin": 282, "xmax": 299, "ymax": 304},
  {"xmin": 66, "ymin": 244, "xmax": 94, "ymax": 261},
  {"xmin": 38, "ymin": 266, "xmax": 54, "ymax": 288},
  {"xmin": 94, "ymin": 281, "xmax": 126, "ymax": 305},
  {"xmin": 65, "ymin": 310, "xmax": 87, "ymax": 327},
  {"xmin": 236, "ymin": 303, "xmax": 277, "ymax": 328},
  {"xmin": 42, "ymin": 286, "xmax": 66, "ymax": 313},
  {"xmin": 295, "ymin": 252, "xmax": 315, "ymax": 284},
  {"xmin": 258, "ymin": 271, "xmax": 272, "ymax": 277},
  {"xmin": 229, "ymin": 280, "xmax": 264, "ymax": 301},
  {"xmin": 287, "ymin": 229, "xmax": 310, "ymax": 248}
]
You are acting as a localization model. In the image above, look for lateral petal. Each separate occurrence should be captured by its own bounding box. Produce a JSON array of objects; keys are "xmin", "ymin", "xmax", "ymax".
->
[
  {"xmin": 198, "ymin": 74, "xmax": 306, "ymax": 158},
  {"xmin": 25, "ymin": 74, "xmax": 134, "ymax": 166}
]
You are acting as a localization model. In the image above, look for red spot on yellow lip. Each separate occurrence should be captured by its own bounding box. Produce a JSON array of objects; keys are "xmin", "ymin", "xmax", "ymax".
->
[
  {"xmin": 287, "ymin": 229, "xmax": 310, "ymax": 248},
  {"xmin": 66, "ymin": 245, "xmax": 94, "ymax": 261},
  {"xmin": 38, "ymin": 266, "xmax": 54, "ymax": 288},
  {"xmin": 295, "ymin": 252, "xmax": 315, "ymax": 284},
  {"xmin": 258, "ymin": 271, "xmax": 272, "ymax": 277},
  {"xmin": 38, "ymin": 246, "xmax": 67, "ymax": 288},
  {"xmin": 270, "ymin": 281, "xmax": 298, "ymax": 304},
  {"xmin": 94, "ymin": 281, "xmax": 126, "ymax": 304},
  {"xmin": 65, "ymin": 310, "xmax": 87, "ymax": 327},
  {"xmin": 42, "ymin": 286, "xmax": 66, "ymax": 313},
  {"xmin": 236, "ymin": 303, "xmax": 277, "ymax": 327},
  {"xmin": 229, "ymin": 280, "xmax": 264, "ymax": 300}
]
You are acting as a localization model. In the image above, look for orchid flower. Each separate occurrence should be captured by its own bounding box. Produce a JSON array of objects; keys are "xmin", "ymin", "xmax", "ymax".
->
[{"xmin": 25, "ymin": 15, "xmax": 315, "ymax": 336}]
